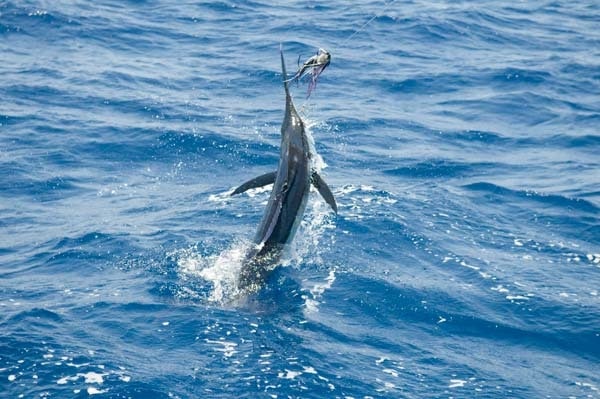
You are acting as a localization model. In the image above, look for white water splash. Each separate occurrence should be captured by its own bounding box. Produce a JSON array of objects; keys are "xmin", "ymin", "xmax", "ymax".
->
[
  {"xmin": 175, "ymin": 195, "xmax": 336, "ymax": 305},
  {"xmin": 304, "ymin": 117, "xmax": 328, "ymax": 173},
  {"xmin": 449, "ymin": 379, "xmax": 467, "ymax": 388},
  {"xmin": 175, "ymin": 241, "xmax": 250, "ymax": 303},
  {"xmin": 303, "ymin": 268, "xmax": 336, "ymax": 314},
  {"xmin": 175, "ymin": 119, "xmax": 337, "ymax": 304},
  {"xmin": 290, "ymin": 197, "xmax": 336, "ymax": 266}
]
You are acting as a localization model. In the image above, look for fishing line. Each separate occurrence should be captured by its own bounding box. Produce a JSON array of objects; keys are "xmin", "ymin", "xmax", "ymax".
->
[
  {"xmin": 337, "ymin": 0, "xmax": 398, "ymax": 49},
  {"xmin": 293, "ymin": 0, "xmax": 397, "ymax": 100}
]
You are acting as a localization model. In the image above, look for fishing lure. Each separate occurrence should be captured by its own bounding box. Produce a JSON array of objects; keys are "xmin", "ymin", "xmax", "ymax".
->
[{"xmin": 287, "ymin": 48, "xmax": 331, "ymax": 98}]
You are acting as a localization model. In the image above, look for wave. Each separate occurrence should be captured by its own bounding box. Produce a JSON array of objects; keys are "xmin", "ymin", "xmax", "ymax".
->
[
  {"xmin": 0, "ymin": 3, "xmax": 78, "ymax": 36},
  {"xmin": 310, "ymin": 274, "xmax": 600, "ymax": 360},
  {"xmin": 385, "ymin": 159, "xmax": 499, "ymax": 179},
  {"xmin": 463, "ymin": 181, "xmax": 599, "ymax": 214},
  {"xmin": 0, "ymin": 173, "xmax": 83, "ymax": 201}
]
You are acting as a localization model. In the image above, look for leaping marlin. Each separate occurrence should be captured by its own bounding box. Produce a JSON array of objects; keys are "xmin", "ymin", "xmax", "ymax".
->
[{"xmin": 231, "ymin": 47, "xmax": 337, "ymax": 294}]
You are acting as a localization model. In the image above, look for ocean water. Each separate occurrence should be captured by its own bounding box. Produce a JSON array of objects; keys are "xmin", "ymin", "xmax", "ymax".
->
[{"xmin": 1, "ymin": 0, "xmax": 599, "ymax": 397}]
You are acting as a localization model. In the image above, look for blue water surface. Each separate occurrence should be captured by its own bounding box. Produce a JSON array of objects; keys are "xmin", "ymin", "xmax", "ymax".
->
[{"xmin": 1, "ymin": 1, "xmax": 599, "ymax": 398}]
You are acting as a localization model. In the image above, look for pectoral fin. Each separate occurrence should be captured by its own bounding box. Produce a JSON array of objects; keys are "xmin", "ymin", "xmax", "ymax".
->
[
  {"xmin": 311, "ymin": 172, "xmax": 337, "ymax": 213},
  {"xmin": 231, "ymin": 171, "xmax": 277, "ymax": 196}
]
